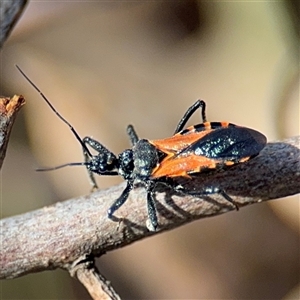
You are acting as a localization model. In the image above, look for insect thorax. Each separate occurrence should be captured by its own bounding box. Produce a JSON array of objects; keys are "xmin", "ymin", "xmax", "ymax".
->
[{"xmin": 132, "ymin": 139, "xmax": 159, "ymax": 179}]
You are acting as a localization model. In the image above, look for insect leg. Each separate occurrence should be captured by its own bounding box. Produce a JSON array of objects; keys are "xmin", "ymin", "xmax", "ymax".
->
[
  {"xmin": 127, "ymin": 124, "xmax": 139, "ymax": 146},
  {"xmin": 174, "ymin": 185, "xmax": 239, "ymax": 210},
  {"xmin": 146, "ymin": 181, "xmax": 158, "ymax": 231},
  {"xmin": 174, "ymin": 100, "xmax": 207, "ymax": 134},
  {"xmin": 82, "ymin": 136, "xmax": 118, "ymax": 190},
  {"xmin": 107, "ymin": 180, "xmax": 134, "ymax": 217},
  {"xmin": 83, "ymin": 136, "xmax": 115, "ymax": 155},
  {"xmin": 202, "ymin": 186, "xmax": 239, "ymax": 210}
]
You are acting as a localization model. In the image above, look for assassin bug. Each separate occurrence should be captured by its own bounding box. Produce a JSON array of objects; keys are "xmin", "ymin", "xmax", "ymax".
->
[{"xmin": 17, "ymin": 66, "xmax": 267, "ymax": 231}]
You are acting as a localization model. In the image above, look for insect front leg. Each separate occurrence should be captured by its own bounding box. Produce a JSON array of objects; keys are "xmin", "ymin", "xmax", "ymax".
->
[
  {"xmin": 107, "ymin": 180, "xmax": 134, "ymax": 218},
  {"xmin": 82, "ymin": 145, "xmax": 97, "ymax": 190},
  {"xmin": 126, "ymin": 124, "xmax": 139, "ymax": 146},
  {"xmin": 82, "ymin": 136, "xmax": 117, "ymax": 190},
  {"xmin": 174, "ymin": 100, "xmax": 207, "ymax": 134}
]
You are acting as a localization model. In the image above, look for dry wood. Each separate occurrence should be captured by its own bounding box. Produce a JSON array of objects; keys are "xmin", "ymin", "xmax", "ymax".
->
[{"xmin": 0, "ymin": 95, "xmax": 25, "ymax": 169}]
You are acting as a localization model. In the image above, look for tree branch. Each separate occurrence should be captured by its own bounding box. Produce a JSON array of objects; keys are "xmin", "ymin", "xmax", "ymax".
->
[
  {"xmin": 0, "ymin": 95, "xmax": 26, "ymax": 169},
  {"xmin": 1, "ymin": 136, "xmax": 299, "ymax": 295},
  {"xmin": 69, "ymin": 255, "xmax": 121, "ymax": 300}
]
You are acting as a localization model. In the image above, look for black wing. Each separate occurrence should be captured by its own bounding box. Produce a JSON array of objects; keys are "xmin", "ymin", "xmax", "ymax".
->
[{"xmin": 184, "ymin": 126, "xmax": 267, "ymax": 161}]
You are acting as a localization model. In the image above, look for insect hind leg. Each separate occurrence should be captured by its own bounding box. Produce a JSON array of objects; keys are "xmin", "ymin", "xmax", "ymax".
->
[
  {"xmin": 174, "ymin": 184, "xmax": 239, "ymax": 210},
  {"xmin": 174, "ymin": 100, "xmax": 207, "ymax": 134}
]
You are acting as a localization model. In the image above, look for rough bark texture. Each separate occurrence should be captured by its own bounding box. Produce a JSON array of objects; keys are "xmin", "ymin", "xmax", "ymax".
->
[{"xmin": 71, "ymin": 257, "xmax": 121, "ymax": 300}]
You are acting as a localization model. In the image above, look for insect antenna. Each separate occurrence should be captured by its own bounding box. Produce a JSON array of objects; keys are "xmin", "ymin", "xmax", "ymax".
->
[
  {"xmin": 16, "ymin": 65, "xmax": 92, "ymax": 157},
  {"xmin": 36, "ymin": 162, "xmax": 88, "ymax": 171}
]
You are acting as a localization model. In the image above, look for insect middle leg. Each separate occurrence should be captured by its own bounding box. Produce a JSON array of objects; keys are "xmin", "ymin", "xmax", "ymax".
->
[
  {"xmin": 146, "ymin": 180, "xmax": 159, "ymax": 231},
  {"xmin": 174, "ymin": 100, "xmax": 207, "ymax": 134}
]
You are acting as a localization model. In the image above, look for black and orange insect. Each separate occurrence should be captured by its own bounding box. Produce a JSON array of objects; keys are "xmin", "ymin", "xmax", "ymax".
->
[{"xmin": 17, "ymin": 66, "xmax": 267, "ymax": 231}]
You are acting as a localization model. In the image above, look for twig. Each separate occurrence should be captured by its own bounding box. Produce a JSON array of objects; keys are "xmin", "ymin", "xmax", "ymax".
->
[
  {"xmin": 0, "ymin": 95, "xmax": 26, "ymax": 169},
  {"xmin": 0, "ymin": 0, "xmax": 28, "ymax": 48},
  {"xmin": 70, "ymin": 256, "xmax": 121, "ymax": 300}
]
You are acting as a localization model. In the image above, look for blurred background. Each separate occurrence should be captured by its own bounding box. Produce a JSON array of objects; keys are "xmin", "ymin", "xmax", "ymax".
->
[{"xmin": 1, "ymin": 1, "xmax": 299, "ymax": 299}]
